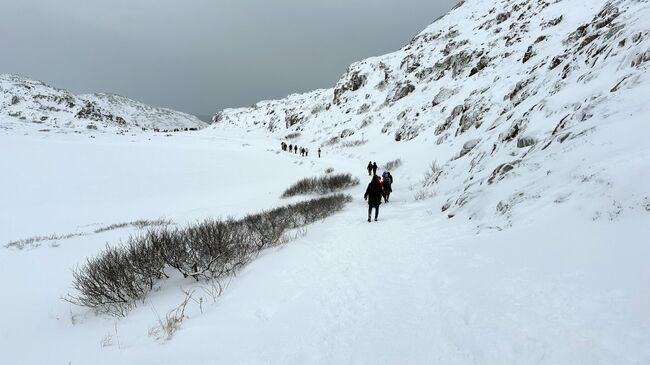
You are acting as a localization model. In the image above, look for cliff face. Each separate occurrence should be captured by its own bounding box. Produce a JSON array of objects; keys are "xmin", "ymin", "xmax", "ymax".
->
[
  {"xmin": 0, "ymin": 74, "xmax": 206, "ymax": 131},
  {"xmin": 211, "ymin": 0, "xmax": 650, "ymax": 227}
]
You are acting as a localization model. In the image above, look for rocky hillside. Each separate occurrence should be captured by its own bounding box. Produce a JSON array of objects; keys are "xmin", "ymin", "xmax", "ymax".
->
[
  {"xmin": 0, "ymin": 74, "xmax": 206, "ymax": 131},
  {"xmin": 211, "ymin": 0, "xmax": 650, "ymax": 227}
]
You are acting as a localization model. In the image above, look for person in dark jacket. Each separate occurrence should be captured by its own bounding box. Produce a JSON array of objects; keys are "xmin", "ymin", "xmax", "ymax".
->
[
  {"xmin": 318, "ymin": 148, "xmax": 321, "ymax": 158},
  {"xmin": 367, "ymin": 161, "xmax": 373, "ymax": 176},
  {"xmin": 382, "ymin": 171, "xmax": 393, "ymax": 203},
  {"xmin": 364, "ymin": 175, "xmax": 385, "ymax": 222},
  {"xmin": 372, "ymin": 162, "xmax": 378, "ymax": 176}
]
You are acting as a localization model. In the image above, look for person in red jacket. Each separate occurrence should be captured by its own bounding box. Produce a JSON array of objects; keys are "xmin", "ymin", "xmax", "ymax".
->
[{"xmin": 364, "ymin": 175, "xmax": 385, "ymax": 222}]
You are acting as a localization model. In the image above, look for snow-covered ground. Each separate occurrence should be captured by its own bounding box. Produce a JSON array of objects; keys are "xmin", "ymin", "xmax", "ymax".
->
[{"xmin": 0, "ymin": 126, "xmax": 648, "ymax": 364}]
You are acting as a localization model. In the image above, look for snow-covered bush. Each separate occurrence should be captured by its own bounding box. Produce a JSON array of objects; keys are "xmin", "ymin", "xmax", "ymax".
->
[
  {"xmin": 68, "ymin": 194, "xmax": 352, "ymax": 316},
  {"xmin": 422, "ymin": 161, "xmax": 443, "ymax": 186},
  {"xmin": 383, "ymin": 158, "xmax": 402, "ymax": 171},
  {"xmin": 281, "ymin": 173, "xmax": 359, "ymax": 198}
]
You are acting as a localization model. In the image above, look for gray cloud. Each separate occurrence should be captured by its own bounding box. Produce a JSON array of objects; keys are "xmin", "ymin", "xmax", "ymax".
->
[{"xmin": 1, "ymin": 0, "xmax": 459, "ymax": 117}]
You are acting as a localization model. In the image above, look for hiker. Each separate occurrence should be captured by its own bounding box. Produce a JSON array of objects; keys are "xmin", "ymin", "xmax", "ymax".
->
[
  {"xmin": 281, "ymin": 142, "xmax": 286, "ymax": 151},
  {"xmin": 367, "ymin": 161, "xmax": 373, "ymax": 176},
  {"xmin": 318, "ymin": 148, "xmax": 321, "ymax": 158},
  {"xmin": 372, "ymin": 162, "xmax": 378, "ymax": 176},
  {"xmin": 289, "ymin": 143, "xmax": 293, "ymax": 152},
  {"xmin": 305, "ymin": 148, "xmax": 309, "ymax": 157},
  {"xmin": 382, "ymin": 171, "xmax": 393, "ymax": 203},
  {"xmin": 294, "ymin": 145, "xmax": 298, "ymax": 154},
  {"xmin": 364, "ymin": 175, "xmax": 385, "ymax": 222}
]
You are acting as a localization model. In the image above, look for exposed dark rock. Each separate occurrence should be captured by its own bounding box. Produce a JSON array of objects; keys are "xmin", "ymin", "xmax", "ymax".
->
[
  {"xmin": 385, "ymin": 82, "xmax": 415, "ymax": 104},
  {"xmin": 394, "ymin": 123, "xmax": 423, "ymax": 142},
  {"xmin": 212, "ymin": 112, "xmax": 224, "ymax": 124},
  {"xmin": 415, "ymin": 67, "xmax": 434, "ymax": 80},
  {"xmin": 501, "ymin": 119, "xmax": 525, "ymax": 142},
  {"xmin": 469, "ymin": 55, "xmax": 489, "ymax": 76},
  {"xmin": 487, "ymin": 160, "xmax": 521, "ymax": 184},
  {"xmin": 516, "ymin": 136, "xmax": 536, "ymax": 148},
  {"xmin": 541, "ymin": 15, "xmax": 563, "ymax": 28},
  {"xmin": 339, "ymin": 128, "xmax": 355, "ymax": 138},
  {"xmin": 432, "ymin": 87, "xmax": 456, "ymax": 107},
  {"xmin": 435, "ymin": 103, "xmax": 466, "ymax": 135},
  {"xmin": 333, "ymin": 70, "xmax": 367, "ymax": 105},
  {"xmin": 496, "ymin": 12, "xmax": 510, "ymax": 24},
  {"xmin": 381, "ymin": 121, "xmax": 393, "ymax": 134},
  {"xmin": 434, "ymin": 49, "xmax": 476, "ymax": 78},
  {"xmin": 400, "ymin": 54, "xmax": 421, "ymax": 73},
  {"xmin": 357, "ymin": 103, "xmax": 370, "ymax": 114},
  {"xmin": 458, "ymin": 139, "xmax": 480, "ymax": 158},
  {"xmin": 285, "ymin": 112, "xmax": 303, "ymax": 128},
  {"xmin": 549, "ymin": 55, "xmax": 564, "ymax": 69},
  {"xmin": 456, "ymin": 103, "xmax": 488, "ymax": 135},
  {"xmin": 522, "ymin": 45, "xmax": 535, "ymax": 63}
]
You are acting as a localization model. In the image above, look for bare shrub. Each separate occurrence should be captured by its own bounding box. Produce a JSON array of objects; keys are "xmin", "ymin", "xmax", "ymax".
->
[
  {"xmin": 340, "ymin": 139, "xmax": 367, "ymax": 147},
  {"xmin": 94, "ymin": 223, "xmax": 129, "ymax": 234},
  {"xmin": 422, "ymin": 161, "xmax": 443, "ymax": 186},
  {"xmin": 325, "ymin": 167, "xmax": 334, "ymax": 174},
  {"xmin": 281, "ymin": 173, "xmax": 359, "ymax": 198},
  {"xmin": 150, "ymin": 291, "xmax": 193, "ymax": 342},
  {"xmin": 285, "ymin": 132, "xmax": 301, "ymax": 140},
  {"xmin": 68, "ymin": 194, "xmax": 352, "ymax": 316},
  {"xmin": 6, "ymin": 232, "xmax": 86, "ymax": 249},
  {"xmin": 414, "ymin": 189, "xmax": 434, "ymax": 201},
  {"xmin": 383, "ymin": 158, "xmax": 403, "ymax": 171},
  {"xmin": 95, "ymin": 218, "xmax": 171, "ymax": 233},
  {"xmin": 67, "ymin": 244, "xmax": 147, "ymax": 316}
]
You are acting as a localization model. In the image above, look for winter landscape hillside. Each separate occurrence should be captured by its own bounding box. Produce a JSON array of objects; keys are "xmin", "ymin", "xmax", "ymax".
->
[
  {"xmin": 0, "ymin": 74, "xmax": 206, "ymax": 132},
  {"xmin": 1, "ymin": 0, "xmax": 649, "ymax": 364}
]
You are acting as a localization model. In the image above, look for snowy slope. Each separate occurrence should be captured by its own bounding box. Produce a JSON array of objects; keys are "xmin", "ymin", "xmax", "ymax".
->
[
  {"xmin": 0, "ymin": 74, "xmax": 207, "ymax": 131},
  {"xmin": 211, "ymin": 0, "xmax": 650, "ymax": 228}
]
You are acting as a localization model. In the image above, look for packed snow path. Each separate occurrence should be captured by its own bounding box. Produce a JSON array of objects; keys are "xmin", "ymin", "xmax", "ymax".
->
[{"xmin": 0, "ymin": 130, "xmax": 648, "ymax": 364}]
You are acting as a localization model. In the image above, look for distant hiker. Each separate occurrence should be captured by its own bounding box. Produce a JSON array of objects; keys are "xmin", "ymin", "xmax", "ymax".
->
[
  {"xmin": 289, "ymin": 143, "xmax": 293, "ymax": 152},
  {"xmin": 305, "ymin": 148, "xmax": 309, "ymax": 157},
  {"xmin": 294, "ymin": 145, "xmax": 298, "ymax": 154},
  {"xmin": 367, "ymin": 161, "xmax": 373, "ymax": 176},
  {"xmin": 364, "ymin": 175, "xmax": 385, "ymax": 222},
  {"xmin": 318, "ymin": 148, "xmax": 321, "ymax": 158},
  {"xmin": 281, "ymin": 142, "xmax": 286, "ymax": 151},
  {"xmin": 372, "ymin": 162, "xmax": 378, "ymax": 176},
  {"xmin": 382, "ymin": 171, "xmax": 393, "ymax": 203}
]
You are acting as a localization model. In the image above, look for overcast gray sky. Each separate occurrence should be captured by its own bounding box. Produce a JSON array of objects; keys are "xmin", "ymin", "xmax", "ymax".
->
[{"xmin": 1, "ymin": 1, "xmax": 459, "ymax": 118}]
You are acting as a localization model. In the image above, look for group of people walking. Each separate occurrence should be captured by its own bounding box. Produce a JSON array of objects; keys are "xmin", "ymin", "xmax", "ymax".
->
[
  {"xmin": 281, "ymin": 142, "xmax": 321, "ymax": 158},
  {"xmin": 364, "ymin": 162, "xmax": 394, "ymax": 222}
]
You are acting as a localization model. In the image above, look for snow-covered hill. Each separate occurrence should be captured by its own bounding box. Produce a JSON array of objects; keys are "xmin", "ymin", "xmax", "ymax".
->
[
  {"xmin": 0, "ymin": 74, "xmax": 206, "ymax": 131},
  {"xmin": 211, "ymin": 0, "xmax": 650, "ymax": 228}
]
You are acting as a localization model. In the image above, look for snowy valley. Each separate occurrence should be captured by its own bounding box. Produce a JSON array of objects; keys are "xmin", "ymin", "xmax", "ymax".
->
[{"xmin": 1, "ymin": 0, "xmax": 649, "ymax": 364}]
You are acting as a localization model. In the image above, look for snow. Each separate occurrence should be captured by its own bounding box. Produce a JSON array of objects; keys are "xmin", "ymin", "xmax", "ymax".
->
[
  {"xmin": 0, "ymin": 74, "xmax": 206, "ymax": 132},
  {"xmin": 1, "ymin": 0, "xmax": 649, "ymax": 363},
  {"xmin": 1, "ymin": 125, "xmax": 649, "ymax": 364}
]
